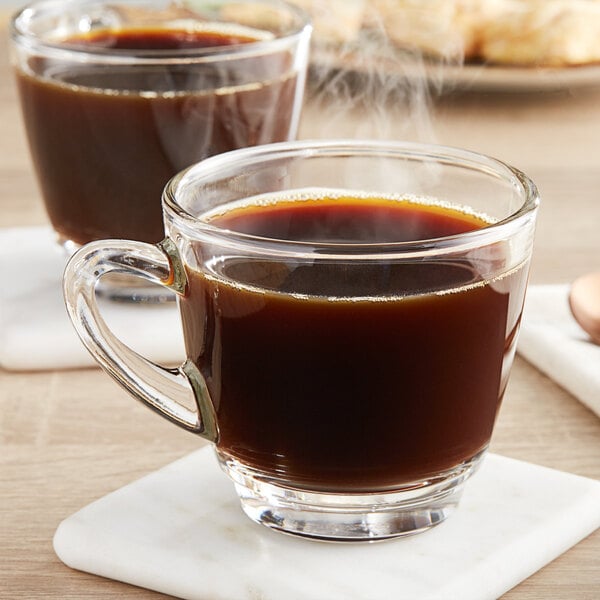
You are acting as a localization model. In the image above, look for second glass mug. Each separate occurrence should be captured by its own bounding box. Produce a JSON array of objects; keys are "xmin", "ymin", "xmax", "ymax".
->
[
  {"xmin": 11, "ymin": 0, "xmax": 311, "ymax": 300},
  {"xmin": 64, "ymin": 140, "xmax": 539, "ymax": 541}
]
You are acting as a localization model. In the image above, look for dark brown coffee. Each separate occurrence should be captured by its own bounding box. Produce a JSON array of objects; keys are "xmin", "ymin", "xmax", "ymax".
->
[
  {"xmin": 179, "ymin": 195, "xmax": 528, "ymax": 492},
  {"xmin": 15, "ymin": 27, "xmax": 300, "ymax": 244}
]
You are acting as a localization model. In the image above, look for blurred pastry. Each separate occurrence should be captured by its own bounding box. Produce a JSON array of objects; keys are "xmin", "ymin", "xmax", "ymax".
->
[
  {"xmin": 289, "ymin": 0, "xmax": 366, "ymax": 45},
  {"xmin": 369, "ymin": 0, "xmax": 465, "ymax": 59},
  {"xmin": 369, "ymin": 0, "xmax": 600, "ymax": 66},
  {"xmin": 368, "ymin": 0, "xmax": 506, "ymax": 60},
  {"xmin": 480, "ymin": 0, "xmax": 600, "ymax": 67},
  {"xmin": 277, "ymin": 0, "xmax": 600, "ymax": 67}
]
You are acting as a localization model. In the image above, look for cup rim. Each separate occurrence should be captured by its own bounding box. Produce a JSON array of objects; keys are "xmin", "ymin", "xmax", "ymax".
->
[
  {"xmin": 163, "ymin": 139, "xmax": 540, "ymax": 259},
  {"xmin": 10, "ymin": 0, "xmax": 312, "ymax": 64}
]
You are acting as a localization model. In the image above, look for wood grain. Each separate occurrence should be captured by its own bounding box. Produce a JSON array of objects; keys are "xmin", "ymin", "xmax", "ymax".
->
[{"xmin": 1, "ymin": 19, "xmax": 599, "ymax": 600}]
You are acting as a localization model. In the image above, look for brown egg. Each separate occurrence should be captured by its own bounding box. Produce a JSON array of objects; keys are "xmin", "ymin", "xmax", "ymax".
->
[{"xmin": 569, "ymin": 271, "xmax": 600, "ymax": 345}]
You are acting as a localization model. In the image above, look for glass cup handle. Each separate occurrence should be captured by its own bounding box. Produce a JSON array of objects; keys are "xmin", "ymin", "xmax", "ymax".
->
[{"xmin": 62, "ymin": 238, "xmax": 218, "ymax": 443}]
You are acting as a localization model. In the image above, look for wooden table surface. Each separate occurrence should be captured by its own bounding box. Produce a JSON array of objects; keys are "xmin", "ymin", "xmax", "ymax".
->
[{"xmin": 1, "ymin": 18, "xmax": 599, "ymax": 600}]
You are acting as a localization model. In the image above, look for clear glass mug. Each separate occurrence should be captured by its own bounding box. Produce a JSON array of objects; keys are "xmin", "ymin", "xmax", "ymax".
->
[
  {"xmin": 11, "ymin": 0, "xmax": 311, "ymax": 300},
  {"xmin": 63, "ymin": 140, "xmax": 539, "ymax": 541}
]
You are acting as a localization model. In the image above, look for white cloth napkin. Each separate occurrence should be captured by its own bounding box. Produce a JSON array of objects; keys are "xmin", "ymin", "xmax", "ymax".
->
[
  {"xmin": 518, "ymin": 284, "xmax": 600, "ymax": 417},
  {"xmin": 0, "ymin": 227, "xmax": 185, "ymax": 371}
]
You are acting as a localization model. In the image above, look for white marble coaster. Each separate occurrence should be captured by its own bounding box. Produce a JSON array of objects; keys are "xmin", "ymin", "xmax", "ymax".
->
[
  {"xmin": 54, "ymin": 447, "xmax": 600, "ymax": 600},
  {"xmin": 0, "ymin": 226, "xmax": 185, "ymax": 370},
  {"xmin": 518, "ymin": 284, "xmax": 600, "ymax": 418}
]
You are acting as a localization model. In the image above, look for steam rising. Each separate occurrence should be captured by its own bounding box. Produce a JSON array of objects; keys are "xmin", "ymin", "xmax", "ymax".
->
[{"xmin": 301, "ymin": 8, "xmax": 455, "ymax": 143}]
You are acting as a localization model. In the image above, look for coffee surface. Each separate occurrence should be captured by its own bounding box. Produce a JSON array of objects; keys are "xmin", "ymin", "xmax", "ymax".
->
[
  {"xmin": 16, "ymin": 27, "xmax": 298, "ymax": 244},
  {"xmin": 179, "ymin": 195, "xmax": 528, "ymax": 492},
  {"xmin": 64, "ymin": 27, "xmax": 260, "ymax": 50}
]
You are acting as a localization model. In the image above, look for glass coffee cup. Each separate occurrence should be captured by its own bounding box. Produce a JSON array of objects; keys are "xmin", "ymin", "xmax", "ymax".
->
[
  {"xmin": 11, "ymin": 0, "xmax": 311, "ymax": 300},
  {"xmin": 63, "ymin": 140, "xmax": 539, "ymax": 541}
]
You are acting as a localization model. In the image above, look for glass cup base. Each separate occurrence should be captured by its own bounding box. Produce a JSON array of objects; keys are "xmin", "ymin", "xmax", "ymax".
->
[{"xmin": 218, "ymin": 450, "xmax": 485, "ymax": 542}]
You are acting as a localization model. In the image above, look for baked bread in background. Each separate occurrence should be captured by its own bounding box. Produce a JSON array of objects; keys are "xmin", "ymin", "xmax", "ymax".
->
[
  {"xmin": 289, "ymin": 0, "xmax": 365, "ymax": 44},
  {"xmin": 367, "ymin": 0, "xmax": 506, "ymax": 60},
  {"xmin": 289, "ymin": 0, "xmax": 600, "ymax": 67},
  {"xmin": 480, "ymin": 0, "xmax": 600, "ymax": 66}
]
